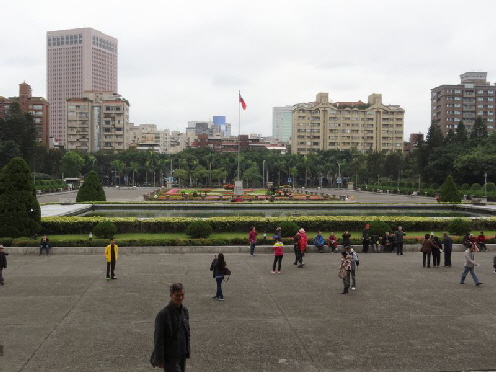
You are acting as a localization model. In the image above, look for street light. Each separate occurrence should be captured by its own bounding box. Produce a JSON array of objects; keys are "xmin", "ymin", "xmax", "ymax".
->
[
  {"xmin": 336, "ymin": 162, "xmax": 341, "ymax": 189},
  {"xmin": 262, "ymin": 159, "xmax": 265, "ymax": 189}
]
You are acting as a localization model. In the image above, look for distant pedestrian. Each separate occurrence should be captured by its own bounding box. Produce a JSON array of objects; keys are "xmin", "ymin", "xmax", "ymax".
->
[
  {"xmin": 442, "ymin": 232, "xmax": 453, "ymax": 267},
  {"xmin": 294, "ymin": 228, "xmax": 307, "ymax": 268},
  {"xmin": 342, "ymin": 230, "xmax": 351, "ymax": 249},
  {"xmin": 0, "ymin": 245, "xmax": 7, "ymax": 286},
  {"xmin": 460, "ymin": 244, "xmax": 483, "ymax": 286},
  {"xmin": 493, "ymin": 255, "xmax": 496, "ymax": 274},
  {"xmin": 362, "ymin": 224, "xmax": 370, "ymax": 253},
  {"xmin": 372, "ymin": 233, "xmax": 380, "ymax": 252},
  {"xmin": 394, "ymin": 226, "xmax": 406, "ymax": 255},
  {"xmin": 105, "ymin": 239, "xmax": 118, "ymax": 280},
  {"xmin": 248, "ymin": 226, "xmax": 258, "ymax": 257},
  {"xmin": 273, "ymin": 226, "xmax": 282, "ymax": 241},
  {"xmin": 151, "ymin": 282, "xmax": 190, "ymax": 371},
  {"xmin": 477, "ymin": 231, "xmax": 487, "ymax": 251},
  {"xmin": 431, "ymin": 234, "xmax": 442, "ymax": 267},
  {"xmin": 345, "ymin": 245, "xmax": 359, "ymax": 291},
  {"xmin": 314, "ymin": 231, "xmax": 325, "ymax": 253},
  {"xmin": 382, "ymin": 231, "xmax": 393, "ymax": 253},
  {"xmin": 339, "ymin": 251, "xmax": 352, "ymax": 294},
  {"xmin": 328, "ymin": 232, "xmax": 338, "ymax": 253},
  {"xmin": 271, "ymin": 238, "xmax": 284, "ymax": 273},
  {"xmin": 40, "ymin": 235, "xmax": 50, "ymax": 256},
  {"xmin": 210, "ymin": 253, "xmax": 228, "ymax": 300},
  {"xmin": 420, "ymin": 233, "xmax": 437, "ymax": 268}
]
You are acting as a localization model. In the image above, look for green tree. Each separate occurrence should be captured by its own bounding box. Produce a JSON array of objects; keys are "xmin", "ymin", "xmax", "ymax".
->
[
  {"xmin": 0, "ymin": 102, "xmax": 37, "ymax": 165},
  {"xmin": 470, "ymin": 116, "xmax": 488, "ymax": 140},
  {"xmin": 440, "ymin": 175, "xmax": 461, "ymax": 203},
  {"xmin": 455, "ymin": 121, "xmax": 468, "ymax": 143},
  {"xmin": 76, "ymin": 170, "xmax": 106, "ymax": 202},
  {"xmin": 0, "ymin": 157, "xmax": 41, "ymax": 237},
  {"xmin": 0, "ymin": 140, "xmax": 22, "ymax": 169},
  {"xmin": 60, "ymin": 151, "xmax": 84, "ymax": 178}
]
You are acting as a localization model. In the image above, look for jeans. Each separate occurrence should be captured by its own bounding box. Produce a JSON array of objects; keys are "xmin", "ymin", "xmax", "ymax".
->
[
  {"xmin": 273, "ymin": 255, "xmax": 283, "ymax": 271},
  {"xmin": 315, "ymin": 244, "xmax": 324, "ymax": 253},
  {"xmin": 215, "ymin": 277, "xmax": 224, "ymax": 298},
  {"xmin": 249, "ymin": 242, "xmax": 256, "ymax": 255},
  {"xmin": 460, "ymin": 266, "xmax": 480, "ymax": 285},
  {"xmin": 422, "ymin": 252, "xmax": 431, "ymax": 267},
  {"xmin": 350, "ymin": 269, "xmax": 356, "ymax": 288},
  {"xmin": 40, "ymin": 245, "xmax": 50, "ymax": 255}
]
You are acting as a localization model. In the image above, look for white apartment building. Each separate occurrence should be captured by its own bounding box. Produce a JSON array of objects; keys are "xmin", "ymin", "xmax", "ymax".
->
[
  {"xmin": 291, "ymin": 93, "xmax": 404, "ymax": 154},
  {"xmin": 66, "ymin": 91, "xmax": 129, "ymax": 152},
  {"xmin": 47, "ymin": 28, "xmax": 118, "ymax": 147},
  {"xmin": 272, "ymin": 105, "xmax": 293, "ymax": 143}
]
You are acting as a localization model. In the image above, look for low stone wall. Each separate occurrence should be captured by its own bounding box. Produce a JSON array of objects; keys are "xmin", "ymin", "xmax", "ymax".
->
[{"xmin": 5, "ymin": 244, "xmax": 491, "ymax": 255}]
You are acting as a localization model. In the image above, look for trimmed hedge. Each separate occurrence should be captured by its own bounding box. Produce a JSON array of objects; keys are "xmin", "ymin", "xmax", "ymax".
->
[{"xmin": 39, "ymin": 216, "xmax": 496, "ymax": 236}]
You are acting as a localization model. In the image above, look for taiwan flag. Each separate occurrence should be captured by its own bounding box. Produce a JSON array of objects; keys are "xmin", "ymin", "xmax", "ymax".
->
[{"xmin": 239, "ymin": 93, "xmax": 247, "ymax": 110}]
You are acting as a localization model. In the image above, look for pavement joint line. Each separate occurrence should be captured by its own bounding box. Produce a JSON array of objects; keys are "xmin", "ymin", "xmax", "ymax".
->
[{"xmin": 17, "ymin": 274, "xmax": 99, "ymax": 372}]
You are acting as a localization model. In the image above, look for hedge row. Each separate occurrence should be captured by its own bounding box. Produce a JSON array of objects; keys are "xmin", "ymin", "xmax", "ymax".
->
[
  {"xmin": 39, "ymin": 216, "xmax": 496, "ymax": 235},
  {"xmin": 2, "ymin": 236, "xmax": 492, "ymax": 247}
]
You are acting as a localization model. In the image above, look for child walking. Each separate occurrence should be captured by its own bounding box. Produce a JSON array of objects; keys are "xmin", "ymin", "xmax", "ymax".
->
[
  {"xmin": 105, "ymin": 239, "xmax": 119, "ymax": 281},
  {"xmin": 271, "ymin": 238, "xmax": 284, "ymax": 273}
]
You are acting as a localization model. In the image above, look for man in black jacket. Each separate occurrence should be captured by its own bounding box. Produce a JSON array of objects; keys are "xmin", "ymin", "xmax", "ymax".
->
[
  {"xmin": 153, "ymin": 283, "xmax": 190, "ymax": 371},
  {"xmin": 442, "ymin": 232, "xmax": 453, "ymax": 267},
  {"xmin": 0, "ymin": 245, "xmax": 7, "ymax": 285}
]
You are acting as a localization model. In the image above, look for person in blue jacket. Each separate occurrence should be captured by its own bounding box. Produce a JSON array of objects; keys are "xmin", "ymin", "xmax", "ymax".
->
[{"xmin": 314, "ymin": 231, "xmax": 325, "ymax": 253}]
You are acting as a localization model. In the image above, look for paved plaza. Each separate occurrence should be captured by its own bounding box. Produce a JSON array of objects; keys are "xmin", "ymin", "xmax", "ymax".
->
[{"xmin": 2, "ymin": 250, "xmax": 496, "ymax": 372}]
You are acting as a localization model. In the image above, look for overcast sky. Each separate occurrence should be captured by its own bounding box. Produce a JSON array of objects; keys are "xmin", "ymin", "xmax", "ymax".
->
[{"xmin": 2, "ymin": 0, "xmax": 496, "ymax": 138}]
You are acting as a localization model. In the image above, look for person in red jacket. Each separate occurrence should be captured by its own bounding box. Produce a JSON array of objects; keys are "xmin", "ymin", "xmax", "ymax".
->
[
  {"xmin": 271, "ymin": 238, "xmax": 284, "ymax": 273},
  {"xmin": 248, "ymin": 226, "xmax": 258, "ymax": 257},
  {"xmin": 477, "ymin": 231, "xmax": 487, "ymax": 252},
  {"xmin": 294, "ymin": 228, "xmax": 307, "ymax": 268}
]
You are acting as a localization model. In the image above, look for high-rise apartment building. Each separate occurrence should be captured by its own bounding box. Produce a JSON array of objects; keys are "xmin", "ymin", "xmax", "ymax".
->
[
  {"xmin": 47, "ymin": 27, "xmax": 118, "ymax": 147},
  {"xmin": 0, "ymin": 82, "xmax": 50, "ymax": 145},
  {"xmin": 431, "ymin": 72, "xmax": 496, "ymax": 135},
  {"xmin": 66, "ymin": 91, "xmax": 129, "ymax": 152},
  {"xmin": 272, "ymin": 106, "xmax": 293, "ymax": 143},
  {"xmin": 291, "ymin": 93, "xmax": 404, "ymax": 154}
]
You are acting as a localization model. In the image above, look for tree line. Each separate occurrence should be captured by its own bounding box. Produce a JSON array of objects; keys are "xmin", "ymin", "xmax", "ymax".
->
[{"xmin": 1, "ymin": 101, "xmax": 494, "ymax": 189}]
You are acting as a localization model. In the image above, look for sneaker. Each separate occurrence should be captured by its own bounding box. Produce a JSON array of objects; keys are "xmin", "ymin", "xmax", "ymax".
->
[
  {"xmin": 293, "ymin": 262, "xmax": 297, "ymax": 265},
  {"xmin": 218, "ymin": 297, "xmax": 225, "ymax": 301},
  {"xmin": 494, "ymin": 269, "xmax": 496, "ymax": 274},
  {"xmin": 476, "ymin": 282, "xmax": 483, "ymax": 286},
  {"xmin": 351, "ymin": 287, "xmax": 356, "ymax": 291},
  {"xmin": 271, "ymin": 271, "xmax": 275, "ymax": 274},
  {"xmin": 0, "ymin": 282, "xmax": 4, "ymax": 286},
  {"xmin": 111, "ymin": 276, "xmax": 117, "ymax": 280},
  {"xmin": 460, "ymin": 282, "xmax": 465, "ymax": 284},
  {"xmin": 277, "ymin": 271, "xmax": 281, "ymax": 274}
]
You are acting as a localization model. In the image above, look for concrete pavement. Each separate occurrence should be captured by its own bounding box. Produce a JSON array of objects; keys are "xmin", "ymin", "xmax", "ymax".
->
[{"xmin": 1, "ymin": 251, "xmax": 496, "ymax": 371}]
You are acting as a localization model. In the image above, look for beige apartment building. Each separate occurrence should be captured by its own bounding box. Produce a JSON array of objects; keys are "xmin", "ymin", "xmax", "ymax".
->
[
  {"xmin": 291, "ymin": 93, "xmax": 404, "ymax": 154},
  {"xmin": 66, "ymin": 91, "xmax": 129, "ymax": 152},
  {"xmin": 47, "ymin": 28, "xmax": 118, "ymax": 147},
  {"xmin": 431, "ymin": 72, "xmax": 496, "ymax": 135}
]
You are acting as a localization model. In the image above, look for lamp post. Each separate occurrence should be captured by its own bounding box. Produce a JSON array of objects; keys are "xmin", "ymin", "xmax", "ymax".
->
[
  {"xmin": 262, "ymin": 159, "xmax": 265, "ymax": 188},
  {"xmin": 484, "ymin": 172, "xmax": 487, "ymax": 198},
  {"xmin": 337, "ymin": 162, "xmax": 341, "ymax": 189}
]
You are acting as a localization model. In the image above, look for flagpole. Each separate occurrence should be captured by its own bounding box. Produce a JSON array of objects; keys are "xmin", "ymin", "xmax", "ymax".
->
[{"xmin": 237, "ymin": 90, "xmax": 241, "ymax": 181}]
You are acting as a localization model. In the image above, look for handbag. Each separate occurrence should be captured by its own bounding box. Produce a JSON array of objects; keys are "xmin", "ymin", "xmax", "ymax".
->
[
  {"xmin": 223, "ymin": 267, "xmax": 232, "ymax": 276},
  {"xmin": 338, "ymin": 266, "xmax": 346, "ymax": 279}
]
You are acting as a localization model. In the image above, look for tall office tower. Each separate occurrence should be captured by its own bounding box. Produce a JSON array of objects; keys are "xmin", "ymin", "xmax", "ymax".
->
[
  {"xmin": 272, "ymin": 105, "xmax": 293, "ymax": 143},
  {"xmin": 291, "ymin": 93, "xmax": 404, "ymax": 154},
  {"xmin": 47, "ymin": 27, "xmax": 118, "ymax": 147},
  {"xmin": 431, "ymin": 72, "xmax": 496, "ymax": 135}
]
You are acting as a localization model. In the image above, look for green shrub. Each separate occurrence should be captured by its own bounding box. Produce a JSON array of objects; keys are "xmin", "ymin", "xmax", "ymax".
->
[
  {"xmin": 93, "ymin": 220, "xmax": 117, "ymax": 239},
  {"xmin": 440, "ymin": 175, "xmax": 461, "ymax": 203},
  {"xmin": 277, "ymin": 221, "xmax": 299, "ymax": 237},
  {"xmin": 430, "ymin": 183, "xmax": 439, "ymax": 190},
  {"xmin": 485, "ymin": 182, "xmax": 496, "ymax": 192},
  {"xmin": 447, "ymin": 218, "xmax": 471, "ymax": 236},
  {"xmin": 461, "ymin": 183, "xmax": 470, "ymax": 190},
  {"xmin": 367, "ymin": 220, "xmax": 392, "ymax": 237},
  {"xmin": 186, "ymin": 220, "xmax": 212, "ymax": 238},
  {"xmin": 470, "ymin": 183, "xmax": 482, "ymax": 191},
  {"xmin": 76, "ymin": 171, "xmax": 106, "ymax": 202}
]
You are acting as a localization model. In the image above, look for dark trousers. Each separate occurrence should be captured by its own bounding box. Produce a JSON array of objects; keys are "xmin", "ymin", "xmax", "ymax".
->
[
  {"xmin": 362, "ymin": 239, "xmax": 369, "ymax": 253},
  {"xmin": 273, "ymin": 255, "xmax": 283, "ymax": 271},
  {"xmin": 294, "ymin": 247, "xmax": 303, "ymax": 264},
  {"xmin": 444, "ymin": 250, "xmax": 452, "ymax": 267},
  {"xmin": 215, "ymin": 277, "xmax": 223, "ymax": 299},
  {"xmin": 106, "ymin": 261, "xmax": 116, "ymax": 278},
  {"xmin": 0, "ymin": 268, "xmax": 3, "ymax": 283},
  {"xmin": 397, "ymin": 242, "xmax": 403, "ymax": 255},
  {"xmin": 163, "ymin": 358, "xmax": 186, "ymax": 372},
  {"xmin": 432, "ymin": 251, "xmax": 441, "ymax": 266},
  {"xmin": 422, "ymin": 252, "xmax": 431, "ymax": 268}
]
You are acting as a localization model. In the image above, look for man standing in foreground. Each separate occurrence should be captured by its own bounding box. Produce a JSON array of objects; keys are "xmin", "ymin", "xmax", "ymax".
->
[
  {"xmin": 460, "ymin": 244, "xmax": 483, "ymax": 286},
  {"xmin": 394, "ymin": 226, "xmax": 406, "ymax": 255},
  {"xmin": 153, "ymin": 283, "xmax": 190, "ymax": 372}
]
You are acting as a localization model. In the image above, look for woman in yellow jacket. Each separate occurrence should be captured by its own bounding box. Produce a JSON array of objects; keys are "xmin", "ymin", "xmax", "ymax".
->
[{"xmin": 105, "ymin": 239, "xmax": 118, "ymax": 280}]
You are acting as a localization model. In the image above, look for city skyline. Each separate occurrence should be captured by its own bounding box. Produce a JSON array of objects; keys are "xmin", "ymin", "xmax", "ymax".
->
[{"xmin": 2, "ymin": 0, "xmax": 496, "ymax": 138}]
